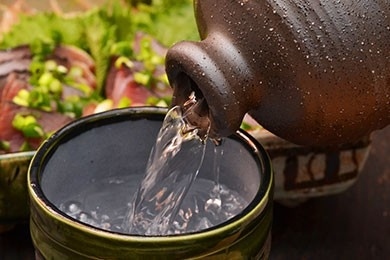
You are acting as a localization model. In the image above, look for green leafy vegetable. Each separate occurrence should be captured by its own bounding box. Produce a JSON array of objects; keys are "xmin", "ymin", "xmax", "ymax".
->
[
  {"xmin": 0, "ymin": 0, "xmax": 198, "ymax": 92},
  {"xmin": 127, "ymin": 0, "xmax": 198, "ymax": 46}
]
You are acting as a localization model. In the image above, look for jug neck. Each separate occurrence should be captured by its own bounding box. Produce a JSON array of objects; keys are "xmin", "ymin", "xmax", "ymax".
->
[{"xmin": 165, "ymin": 33, "xmax": 262, "ymax": 138}]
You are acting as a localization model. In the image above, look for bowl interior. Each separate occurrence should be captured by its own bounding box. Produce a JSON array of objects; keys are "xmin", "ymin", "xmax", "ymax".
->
[{"xmin": 32, "ymin": 108, "xmax": 265, "ymax": 234}]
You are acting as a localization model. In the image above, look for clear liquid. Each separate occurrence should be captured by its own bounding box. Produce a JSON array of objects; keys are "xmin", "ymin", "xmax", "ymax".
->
[
  {"xmin": 59, "ymin": 175, "xmax": 248, "ymax": 234},
  {"xmin": 123, "ymin": 105, "xmax": 209, "ymax": 235},
  {"xmin": 60, "ymin": 95, "xmax": 248, "ymax": 235}
]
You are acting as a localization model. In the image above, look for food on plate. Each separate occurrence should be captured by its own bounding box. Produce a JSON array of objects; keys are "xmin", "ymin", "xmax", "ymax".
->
[
  {"xmin": 0, "ymin": 44, "xmax": 96, "ymax": 153},
  {"xmin": 0, "ymin": 0, "xmax": 198, "ymax": 154}
]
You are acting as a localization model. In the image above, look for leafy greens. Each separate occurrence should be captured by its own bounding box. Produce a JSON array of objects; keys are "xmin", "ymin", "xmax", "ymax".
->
[{"xmin": 0, "ymin": 0, "xmax": 199, "ymax": 92}]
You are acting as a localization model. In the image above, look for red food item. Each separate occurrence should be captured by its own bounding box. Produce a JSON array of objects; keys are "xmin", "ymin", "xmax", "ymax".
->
[
  {"xmin": 0, "ymin": 73, "xmax": 30, "ymax": 152},
  {"xmin": 105, "ymin": 64, "xmax": 153, "ymax": 106},
  {"xmin": 0, "ymin": 45, "xmax": 96, "ymax": 153},
  {"xmin": 50, "ymin": 45, "xmax": 97, "ymax": 89},
  {"xmin": 0, "ymin": 73, "xmax": 74, "ymax": 153},
  {"xmin": 105, "ymin": 33, "xmax": 172, "ymax": 107}
]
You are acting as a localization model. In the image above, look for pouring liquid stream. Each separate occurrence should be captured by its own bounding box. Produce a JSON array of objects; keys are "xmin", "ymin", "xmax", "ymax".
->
[
  {"xmin": 123, "ymin": 93, "xmax": 211, "ymax": 235},
  {"xmin": 123, "ymin": 92, "xmax": 229, "ymax": 235},
  {"xmin": 60, "ymin": 93, "xmax": 248, "ymax": 235}
]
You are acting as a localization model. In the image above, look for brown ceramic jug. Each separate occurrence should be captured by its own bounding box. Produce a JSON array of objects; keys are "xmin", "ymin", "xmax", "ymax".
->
[{"xmin": 165, "ymin": 0, "xmax": 390, "ymax": 146}]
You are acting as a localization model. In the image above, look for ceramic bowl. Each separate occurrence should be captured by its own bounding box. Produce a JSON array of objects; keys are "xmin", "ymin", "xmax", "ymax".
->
[
  {"xmin": 28, "ymin": 107, "xmax": 273, "ymax": 259},
  {"xmin": 250, "ymin": 128, "xmax": 371, "ymax": 205}
]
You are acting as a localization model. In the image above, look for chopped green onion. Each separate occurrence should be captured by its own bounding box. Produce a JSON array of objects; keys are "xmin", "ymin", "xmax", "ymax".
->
[
  {"xmin": 56, "ymin": 65, "xmax": 68, "ymax": 74},
  {"xmin": 49, "ymin": 78, "xmax": 63, "ymax": 94},
  {"xmin": 44, "ymin": 60, "xmax": 58, "ymax": 72},
  {"xmin": 68, "ymin": 66, "xmax": 83, "ymax": 78},
  {"xmin": 155, "ymin": 99, "xmax": 168, "ymax": 107},
  {"xmin": 134, "ymin": 72, "xmax": 151, "ymax": 86},
  {"xmin": 38, "ymin": 72, "xmax": 55, "ymax": 87},
  {"xmin": 12, "ymin": 89, "xmax": 30, "ymax": 107},
  {"xmin": 115, "ymin": 56, "xmax": 134, "ymax": 69},
  {"xmin": 117, "ymin": 97, "xmax": 132, "ymax": 108},
  {"xmin": 12, "ymin": 114, "xmax": 46, "ymax": 138},
  {"xmin": 0, "ymin": 141, "xmax": 11, "ymax": 152},
  {"xmin": 94, "ymin": 99, "xmax": 113, "ymax": 113}
]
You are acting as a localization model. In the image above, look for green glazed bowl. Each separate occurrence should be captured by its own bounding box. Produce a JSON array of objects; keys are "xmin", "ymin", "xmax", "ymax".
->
[
  {"xmin": 28, "ymin": 107, "xmax": 273, "ymax": 259},
  {"xmin": 0, "ymin": 151, "xmax": 35, "ymax": 232}
]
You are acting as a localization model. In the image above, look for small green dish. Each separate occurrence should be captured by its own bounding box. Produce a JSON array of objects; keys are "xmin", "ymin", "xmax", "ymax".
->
[{"xmin": 0, "ymin": 151, "xmax": 35, "ymax": 232}]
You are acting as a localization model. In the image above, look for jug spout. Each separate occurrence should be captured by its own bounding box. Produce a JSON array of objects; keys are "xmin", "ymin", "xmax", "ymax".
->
[{"xmin": 166, "ymin": 36, "xmax": 262, "ymax": 138}]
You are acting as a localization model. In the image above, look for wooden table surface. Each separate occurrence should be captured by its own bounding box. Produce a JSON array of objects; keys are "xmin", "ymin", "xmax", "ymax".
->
[{"xmin": 1, "ymin": 126, "xmax": 389, "ymax": 260}]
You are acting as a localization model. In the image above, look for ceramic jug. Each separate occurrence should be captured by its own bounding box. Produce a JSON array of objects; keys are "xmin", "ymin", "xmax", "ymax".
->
[{"xmin": 165, "ymin": 0, "xmax": 390, "ymax": 146}]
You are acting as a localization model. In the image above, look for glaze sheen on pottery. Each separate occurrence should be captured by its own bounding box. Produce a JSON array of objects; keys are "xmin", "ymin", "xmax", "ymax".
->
[
  {"xmin": 28, "ymin": 107, "xmax": 273, "ymax": 259},
  {"xmin": 166, "ymin": 0, "xmax": 390, "ymax": 145},
  {"xmin": 0, "ymin": 151, "xmax": 35, "ymax": 231}
]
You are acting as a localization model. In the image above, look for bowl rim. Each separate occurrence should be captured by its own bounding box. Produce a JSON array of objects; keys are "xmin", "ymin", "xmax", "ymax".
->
[{"xmin": 28, "ymin": 106, "xmax": 273, "ymax": 243}]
